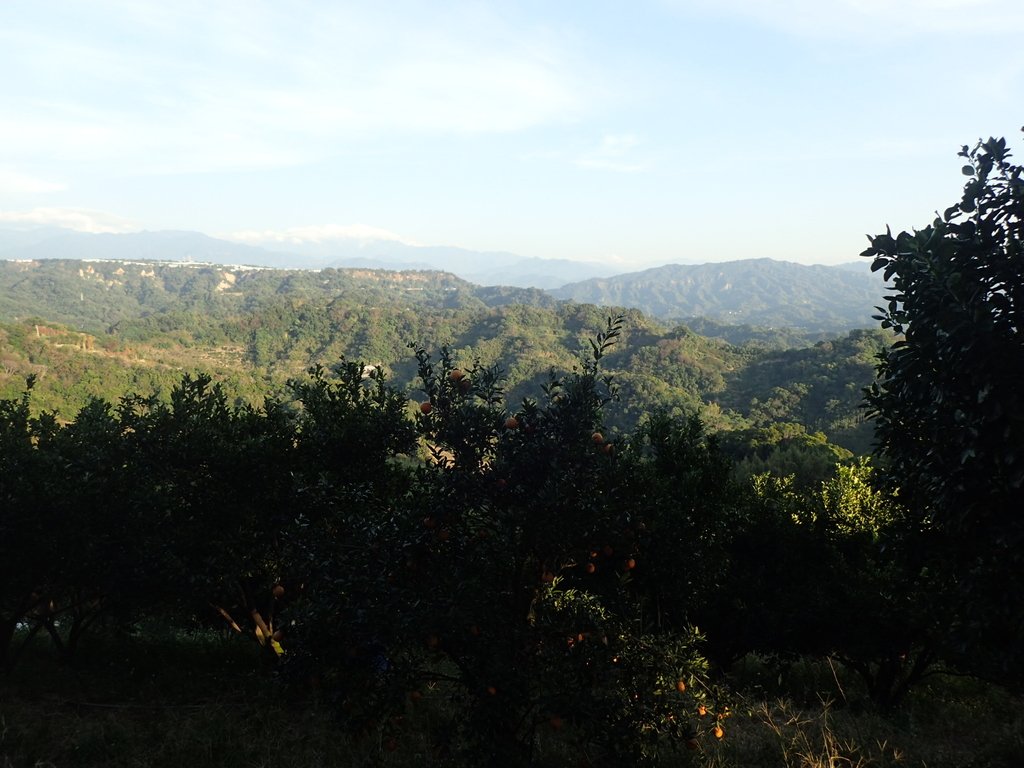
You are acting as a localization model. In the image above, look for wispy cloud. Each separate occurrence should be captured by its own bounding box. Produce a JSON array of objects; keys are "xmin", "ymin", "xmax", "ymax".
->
[
  {"xmin": 0, "ymin": 207, "xmax": 138, "ymax": 233},
  {"xmin": 0, "ymin": 3, "xmax": 594, "ymax": 176},
  {"xmin": 673, "ymin": 0, "xmax": 1024, "ymax": 38},
  {"xmin": 576, "ymin": 134, "xmax": 648, "ymax": 173},
  {"xmin": 228, "ymin": 224, "xmax": 419, "ymax": 246},
  {"xmin": 0, "ymin": 169, "xmax": 67, "ymax": 195}
]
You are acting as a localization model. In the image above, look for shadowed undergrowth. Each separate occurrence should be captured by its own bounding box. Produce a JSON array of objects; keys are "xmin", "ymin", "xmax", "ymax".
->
[{"xmin": 3, "ymin": 632, "xmax": 1021, "ymax": 768}]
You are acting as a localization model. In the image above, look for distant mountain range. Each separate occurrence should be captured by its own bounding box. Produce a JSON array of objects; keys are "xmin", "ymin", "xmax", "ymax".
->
[
  {"xmin": 0, "ymin": 227, "xmax": 284, "ymax": 270},
  {"xmin": 0, "ymin": 227, "xmax": 885, "ymax": 332},
  {"xmin": 0, "ymin": 227, "xmax": 614, "ymax": 289},
  {"xmin": 552, "ymin": 259, "xmax": 885, "ymax": 332}
]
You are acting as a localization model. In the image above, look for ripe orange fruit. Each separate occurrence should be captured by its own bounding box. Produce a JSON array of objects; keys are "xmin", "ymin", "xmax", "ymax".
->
[
  {"xmin": 505, "ymin": 416, "xmax": 519, "ymax": 430},
  {"xmin": 459, "ymin": 378, "xmax": 471, "ymax": 393},
  {"xmin": 486, "ymin": 685, "xmax": 497, "ymax": 696},
  {"xmin": 419, "ymin": 401, "xmax": 432, "ymax": 414},
  {"xmin": 625, "ymin": 558, "xmax": 637, "ymax": 570},
  {"xmin": 272, "ymin": 584, "xmax": 285, "ymax": 598},
  {"xmin": 602, "ymin": 442, "xmax": 615, "ymax": 456},
  {"xmin": 698, "ymin": 704, "xmax": 707, "ymax": 716},
  {"xmin": 675, "ymin": 678, "xmax": 686, "ymax": 693},
  {"xmin": 449, "ymin": 369, "xmax": 465, "ymax": 382},
  {"xmin": 591, "ymin": 431, "xmax": 604, "ymax": 444},
  {"xmin": 714, "ymin": 724, "xmax": 724, "ymax": 739},
  {"xmin": 541, "ymin": 570, "xmax": 555, "ymax": 584},
  {"xmin": 585, "ymin": 562, "xmax": 596, "ymax": 574}
]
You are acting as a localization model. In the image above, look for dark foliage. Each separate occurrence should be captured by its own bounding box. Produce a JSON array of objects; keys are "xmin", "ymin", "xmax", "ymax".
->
[{"xmin": 863, "ymin": 134, "xmax": 1024, "ymax": 686}]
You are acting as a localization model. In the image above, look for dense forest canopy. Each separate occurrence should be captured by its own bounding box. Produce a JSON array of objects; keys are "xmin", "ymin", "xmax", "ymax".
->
[
  {"xmin": 552, "ymin": 258, "xmax": 884, "ymax": 332},
  {"xmin": 864, "ymin": 135, "xmax": 1024, "ymax": 686},
  {"xmin": 3, "ymin": 136, "xmax": 1022, "ymax": 767},
  {"xmin": 0, "ymin": 257, "xmax": 886, "ymax": 472}
]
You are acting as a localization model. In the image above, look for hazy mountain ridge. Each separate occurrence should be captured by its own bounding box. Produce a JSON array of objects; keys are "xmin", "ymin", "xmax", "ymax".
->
[
  {"xmin": 0, "ymin": 227, "xmax": 614, "ymax": 289},
  {"xmin": 2, "ymin": 228, "xmax": 886, "ymax": 334},
  {"xmin": 552, "ymin": 258, "xmax": 885, "ymax": 332},
  {"xmin": 0, "ymin": 258, "xmax": 560, "ymax": 337},
  {"xmin": 0, "ymin": 229, "xmax": 291, "ymax": 268},
  {"xmin": 0, "ymin": 270, "xmax": 885, "ymax": 458},
  {"xmin": 0, "ymin": 249, "xmax": 888, "ymax": 460}
]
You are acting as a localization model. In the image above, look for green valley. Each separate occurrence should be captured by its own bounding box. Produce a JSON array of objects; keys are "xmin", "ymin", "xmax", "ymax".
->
[{"xmin": 0, "ymin": 258, "xmax": 885, "ymax": 469}]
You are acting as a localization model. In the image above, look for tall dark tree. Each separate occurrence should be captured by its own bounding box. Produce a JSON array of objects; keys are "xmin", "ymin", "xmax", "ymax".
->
[{"xmin": 862, "ymin": 134, "xmax": 1024, "ymax": 684}]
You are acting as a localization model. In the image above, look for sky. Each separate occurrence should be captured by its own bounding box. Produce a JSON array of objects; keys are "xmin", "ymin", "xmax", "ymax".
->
[{"xmin": 0, "ymin": 0, "xmax": 1021, "ymax": 268}]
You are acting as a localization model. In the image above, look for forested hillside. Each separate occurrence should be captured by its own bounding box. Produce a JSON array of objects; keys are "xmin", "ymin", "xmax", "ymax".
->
[
  {"xmin": 0, "ymin": 258, "xmax": 553, "ymax": 331},
  {"xmin": 0, "ymin": 258, "xmax": 885, "ymax": 466},
  {"xmin": 553, "ymin": 258, "xmax": 885, "ymax": 331},
  {"xmin": 4, "ymin": 137, "xmax": 1023, "ymax": 767},
  {"xmin": 0, "ymin": 251, "xmax": 889, "ymax": 337},
  {"xmin": 0, "ymin": 227, "xmax": 619, "ymax": 287}
]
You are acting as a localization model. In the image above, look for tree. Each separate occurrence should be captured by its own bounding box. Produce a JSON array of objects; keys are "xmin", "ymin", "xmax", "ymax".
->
[
  {"xmin": 0, "ymin": 381, "xmax": 50, "ymax": 670},
  {"xmin": 819, "ymin": 460, "xmax": 940, "ymax": 710},
  {"xmin": 284, "ymin": 318, "xmax": 723, "ymax": 765},
  {"xmin": 862, "ymin": 134, "xmax": 1024, "ymax": 684}
]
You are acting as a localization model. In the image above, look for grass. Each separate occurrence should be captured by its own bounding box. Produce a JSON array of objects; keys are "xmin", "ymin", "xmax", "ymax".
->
[
  {"xmin": 2, "ymin": 631, "xmax": 1022, "ymax": 767},
  {"xmin": 700, "ymin": 658, "xmax": 1024, "ymax": 768},
  {"xmin": 1, "ymin": 628, "xmax": 368, "ymax": 768}
]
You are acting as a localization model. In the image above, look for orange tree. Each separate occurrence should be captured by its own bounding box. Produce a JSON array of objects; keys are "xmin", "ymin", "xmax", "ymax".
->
[
  {"xmin": 620, "ymin": 411, "xmax": 739, "ymax": 668},
  {"xmin": 769, "ymin": 471, "xmax": 939, "ymax": 708},
  {"xmin": 818, "ymin": 462, "xmax": 942, "ymax": 709},
  {"xmin": 272, "ymin": 360, "xmax": 423, "ymax": 722},
  {"xmin": 0, "ymin": 381, "xmax": 160, "ymax": 667},
  {"xmin": 696, "ymin": 464, "xmax": 943, "ymax": 710},
  {"xmin": 863, "ymin": 135, "xmax": 1024, "ymax": 685},
  {"xmin": 0, "ymin": 382, "xmax": 56, "ymax": 669},
  {"xmin": 0, "ymin": 361, "xmax": 416, "ymax": 670},
  {"xmin": 284, "ymin": 318, "xmax": 725, "ymax": 765},
  {"xmin": 106, "ymin": 374, "xmax": 301, "ymax": 647},
  {"xmin": 7, "ymin": 373, "xmax": 309, "ymax": 663}
]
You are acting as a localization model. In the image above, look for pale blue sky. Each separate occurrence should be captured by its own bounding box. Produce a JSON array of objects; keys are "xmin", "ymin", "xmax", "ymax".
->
[{"xmin": 1, "ymin": 0, "xmax": 1021, "ymax": 267}]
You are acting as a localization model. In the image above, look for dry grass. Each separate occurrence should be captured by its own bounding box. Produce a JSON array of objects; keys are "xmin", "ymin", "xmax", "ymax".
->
[
  {"xmin": 700, "ymin": 673, "xmax": 1024, "ymax": 768},
  {"xmin": 3, "ymin": 636, "xmax": 1022, "ymax": 768}
]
